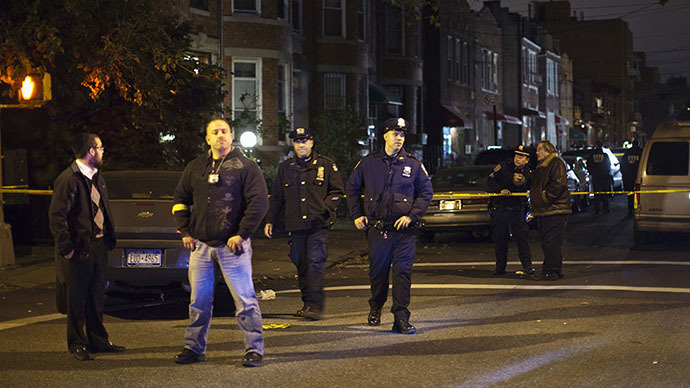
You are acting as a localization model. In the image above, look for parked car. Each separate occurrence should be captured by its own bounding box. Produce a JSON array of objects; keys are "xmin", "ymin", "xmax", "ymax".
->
[
  {"xmin": 56, "ymin": 170, "xmax": 234, "ymax": 314},
  {"xmin": 633, "ymin": 121, "xmax": 690, "ymax": 244},
  {"xmin": 561, "ymin": 154, "xmax": 592, "ymax": 210},
  {"xmin": 419, "ymin": 165, "xmax": 494, "ymax": 242},
  {"xmin": 474, "ymin": 147, "xmax": 537, "ymax": 169},
  {"xmin": 563, "ymin": 147, "xmax": 623, "ymax": 190}
]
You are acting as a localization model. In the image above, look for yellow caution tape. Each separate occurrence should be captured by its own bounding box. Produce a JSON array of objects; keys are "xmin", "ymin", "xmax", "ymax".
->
[{"xmin": 262, "ymin": 323, "xmax": 291, "ymax": 330}]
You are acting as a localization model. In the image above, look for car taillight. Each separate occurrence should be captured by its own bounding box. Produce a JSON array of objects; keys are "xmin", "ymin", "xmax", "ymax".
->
[{"xmin": 634, "ymin": 183, "xmax": 640, "ymax": 209}]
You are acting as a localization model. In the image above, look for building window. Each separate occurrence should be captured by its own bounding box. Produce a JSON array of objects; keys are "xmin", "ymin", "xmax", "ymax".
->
[
  {"xmin": 234, "ymin": 0, "xmax": 259, "ymax": 15},
  {"xmin": 493, "ymin": 53, "xmax": 499, "ymax": 91},
  {"xmin": 232, "ymin": 60, "xmax": 261, "ymax": 132},
  {"xmin": 481, "ymin": 49, "xmax": 498, "ymax": 92},
  {"xmin": 357, "ymin": 0, "xmax": 367, "ymax": 41},
  {"xmin": 190, "ymin": 0, "xmax": 208, "ymax": 11},
  {"xmin": 522, "ymin": 47, "xmax": 528, "ymax": 84},
  {"xmin": 447, "ymin": 36, "xmax": 453, "ymax": 81},
  {"xmin": 358, "ymin": 75, "xmax": 368, "ymax": 116},
  {"xmin": 386, "ymin": 5, "xmax": 404, "ymax": 55},
  {"xmin": 277, "ymin": 0, "xmax": 287, "ymax": 19},
  {"xmin": 546, "ymin": 59, "xmax": 554, "ymax": 95},
  {"xmin": 554, "ymin": 62, "xmax": 559, "ymax": 96},
  {"xmin": 461, "ymin": 41, "xmax": 469, "ymax": 85},
  {"xmin": 292, "ymin": 0, "xmax": 302, "ymax": 32},
  {"xmin": 454, "ymin": 39, "xmax": 460, "ymax": 82},
  {"xmin": 324, "ymin": 73, "xmax": 346, "ymax": 110},
  {"xmin": 529, "ymin": 50, "xmax": 537, "ymax": 85},
  {"xmin": 324, "ymin": 0, "xmax": 344, "ymax": 37}
]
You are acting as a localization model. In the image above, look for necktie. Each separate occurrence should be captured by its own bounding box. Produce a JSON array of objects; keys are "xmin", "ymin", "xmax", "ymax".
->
[{"xmin": 90, "ymin": 181, "xmax": 104, "ymax": 236}]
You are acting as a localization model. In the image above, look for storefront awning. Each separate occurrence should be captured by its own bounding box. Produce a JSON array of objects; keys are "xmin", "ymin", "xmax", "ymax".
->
[
  {"xmin": 485, "ymin": 111, "xmax": 523, "ymax": 125},
  {"xmin": 522, "ymin": 107, "xmax": 546, "ymax": 119},
  {"xmin": 442, "ymin": 104, "xmax": 472, "ymax": 128},
  {"xmin": 556, "ymin": 115, "xmax": 570, "ymax": 126},
  {"xmin": 369, "ymin": 82, "xmax": 402, "ymax": 106}
]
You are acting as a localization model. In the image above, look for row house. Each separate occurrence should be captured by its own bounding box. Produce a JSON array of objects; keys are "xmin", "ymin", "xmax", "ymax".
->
[{"xmin": 181, "ymin": 0, "xmax": 421, "ymax": 166}]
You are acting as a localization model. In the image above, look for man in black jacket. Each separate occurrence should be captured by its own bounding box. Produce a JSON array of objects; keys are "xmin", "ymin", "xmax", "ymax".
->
[
  {"xmin": 530, "ymin": 140, "xmax": 571, "ymax": 281},
  {"xmin": 264, "ymin": 128, "xmax": 344, "ymax": 321},
  {"xmin": 49, "ymin": 133, "xmax": 124, "ymax": 361},
  {"xmin": 621, "ymin": 139, "xmax": 642, "ymax": 215},
  {"xmin": 172, "ymin": 118, "xmax": 268, "ymax": 367},
  {"xmin": 586, "ymin": 142, "xmax": 612, "ymax": 214},
  {"xmin": 487, "ymin": 146, "xmax": 534, "ymax": 276}
]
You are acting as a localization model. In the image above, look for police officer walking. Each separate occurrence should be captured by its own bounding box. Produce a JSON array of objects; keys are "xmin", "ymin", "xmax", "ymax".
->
[
  {"xmin": 587, "ymin": 142, "xmax": 612, "ymax": 214},
  {"xmin": 487, "ymin": 146, "xmax": 535, "ymax": 276},
  {"xmin": 346, "ymin": 117, "xmax": 433, "ymax": 334},
  {"xmin": 264, "ymin": 128, "xmax": 344, "ymax": 321},
  {"xmin": 621, "ymin": 139, "xmax": 642, "ymax": 216}
]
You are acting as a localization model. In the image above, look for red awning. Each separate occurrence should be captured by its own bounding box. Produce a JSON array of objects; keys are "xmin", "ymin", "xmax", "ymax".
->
[
  {"xmin": 522, "ymin": 107, "xmax": 546, "ymax": 118},
  {"xmin": 485, "ymin": 112, "xmax": 523, "ymax": 125},
  {"xmin": 556, "ymin": 115, "xmax": 570, "ymax": 126},
  {"xmin": 442, "ymin": 104, "xmax": 472, "ymax": 128}
]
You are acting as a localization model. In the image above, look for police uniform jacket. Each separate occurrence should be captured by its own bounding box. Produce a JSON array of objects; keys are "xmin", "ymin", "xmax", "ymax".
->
[
  {"xmin": 586, "ymin": 148, "xmax": 612, "ymax": 180},
  {"xmin": 266, "ymin": 152, "xmax": 344, "ymax": 231},
  {"xmin": 529, "ymin": 152, "xmax": 572, "ymax": 217},
  {"xmin": 173, "ymin": 148, "xmax": 269, "ymax": 246},
  {"xmin": 346, "ymin": 148, "xmax": 433, "ymax": 225},
  {"xmin": 620, "ymin": 146, "xmax": 642, "ymax": 187},
  {"xmin": 49, "ymin": 161, "xmax": 117, "ymax": 257},
  {"xmin": 487, "ymin": 160, "xmax": 531, "ymax": 208}
]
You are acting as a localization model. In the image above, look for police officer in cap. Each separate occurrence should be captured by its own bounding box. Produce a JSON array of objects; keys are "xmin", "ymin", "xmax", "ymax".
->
[
  {"xmin": 265, "ymin": 127, "xmax": 344, "ymax": 320},
  {"xmin": 620, "ymin": 139, "xmax": 642, "ymax": 216},
  {"xmin": 487, "ymin": 145, "xmax": 535, "ymax": 276},
  {"xmin": 586, "ymin": 142, "xmax": 612, "ymax": 214},
  {"xmin": 346, "ymin": 117, "xmax": 433, "ymax": 334}
]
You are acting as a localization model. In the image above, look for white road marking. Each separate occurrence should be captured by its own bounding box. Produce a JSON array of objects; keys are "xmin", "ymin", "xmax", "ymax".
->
[
  {"xmin": 0, "ymin": 313, "xmax": 63, "ymax": 331},
  {"xmin": 345, "ymin": 260, "xmax": 690, "ymax": 269}
]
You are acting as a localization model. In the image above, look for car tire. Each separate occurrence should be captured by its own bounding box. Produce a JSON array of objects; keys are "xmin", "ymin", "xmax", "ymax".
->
[
  {"xmin": 56, "ymin": 277, "xmax": 67, "ymax": 314},
  {"xmin": 471, "ymin": 229, "xmax": 491, "ymax": 241},
  {"xmin": 419, "ymin": 231, "xmax": 435, "ymax": 243},
  {"xmin": 213, "ymin": 282, "xmax": 236, "ymax": 317}
]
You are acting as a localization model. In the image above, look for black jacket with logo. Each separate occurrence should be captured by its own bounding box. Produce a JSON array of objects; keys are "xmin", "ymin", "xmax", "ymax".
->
[
  {"xmin": 487, "ymin": 159, "xmax": 532, "ymax": 208},
  {"xmin": 173, "ymin": 148, "xmax": 268, "ymax": 245},
  {"xmin": 266, "ymin": 152, "xmax": 344, "ymax": 231}
]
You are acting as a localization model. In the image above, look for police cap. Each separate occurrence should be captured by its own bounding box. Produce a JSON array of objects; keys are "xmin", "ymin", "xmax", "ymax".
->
[
  {"xmin": 289, "ymin": 127, "xmax": 314, "ymax": 141},
  {"xmin": 381, "ymin": 117, "xmax": 408, "ymax": 136},
  {"xmin": 514, "ymin": 145, "xmax": 530, "ymax": 157}
]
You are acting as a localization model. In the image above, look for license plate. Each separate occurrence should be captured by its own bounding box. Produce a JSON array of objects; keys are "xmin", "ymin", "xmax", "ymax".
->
[
  {"xmin": 439, "ymin": 200, "xmax": 460, "ymax": 211},
  {"xmin": 126, "ymin": 249, "xmax": 162, "ymax": 267}
]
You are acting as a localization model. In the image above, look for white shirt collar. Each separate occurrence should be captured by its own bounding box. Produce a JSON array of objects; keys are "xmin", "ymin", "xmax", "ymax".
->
[{"xmin": 76, "ymin": 159, "xmax": 98, "ymax": 180}]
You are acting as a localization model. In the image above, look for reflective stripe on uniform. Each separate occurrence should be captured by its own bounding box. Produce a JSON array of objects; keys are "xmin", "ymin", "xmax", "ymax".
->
[{"xmin": 172, "ymin": 203, "xmax": 189, "ymax": 214}]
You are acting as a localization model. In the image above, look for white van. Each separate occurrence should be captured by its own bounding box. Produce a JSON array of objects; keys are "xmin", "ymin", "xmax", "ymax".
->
[{"xmin": 633, "ymin": 121, "xmax": 690, "ymax": 243}]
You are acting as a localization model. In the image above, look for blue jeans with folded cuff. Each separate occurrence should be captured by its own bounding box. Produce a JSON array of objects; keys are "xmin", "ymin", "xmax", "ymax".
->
[{"xmin": 183, "ymin": 239, "xmax": 264, "ymax": 356}]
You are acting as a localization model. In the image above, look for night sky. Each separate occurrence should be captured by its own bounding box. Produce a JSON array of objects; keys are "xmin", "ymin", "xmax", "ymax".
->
[{"xmin": 469, "ymin": 0, "xmax": 690, "ymax": 82}]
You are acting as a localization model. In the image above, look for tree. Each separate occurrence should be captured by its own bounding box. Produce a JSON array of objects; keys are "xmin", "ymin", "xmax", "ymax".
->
[
  {"xmin": 0, "ymin": 0, "xmax": 225, "ymax": 173},
  {"xmin": 314, "ymin": 106, "xmax": 368, "ymax": 184}
]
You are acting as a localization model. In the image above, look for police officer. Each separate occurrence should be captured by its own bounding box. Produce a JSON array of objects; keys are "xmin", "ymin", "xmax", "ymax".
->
[
  {"xmin": 346, "ymin": 117, "xmax": 433, "ymax": 334},
  {"xmin": 264, "ymin": 128, "xmax": 344, "ymax": 321},
  {"xmin": 586, "ymin": 142, "xmax": 612, "ymax": 214},
  {"xmin": 621, "ymin": 139, "xmax": 642, "ymax": 216},
  {"xmin": 487, "ymin": 145, "xmax": 535, "ymax": 276}
]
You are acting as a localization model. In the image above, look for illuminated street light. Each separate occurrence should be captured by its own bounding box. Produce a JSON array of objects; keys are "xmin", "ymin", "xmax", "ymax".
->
[
  {"xmin": 239, "ymin": 131, "xmax": 257, "ymax": 148},
  {"xmin": 21, "ymin": 76, "xmax": 35, "ymax": 100}
]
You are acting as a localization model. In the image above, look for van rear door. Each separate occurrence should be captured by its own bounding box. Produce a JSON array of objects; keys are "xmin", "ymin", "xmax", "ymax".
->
[{"xmin": 638, "ymin": 140, "xmax": 690, "ymax": 228}]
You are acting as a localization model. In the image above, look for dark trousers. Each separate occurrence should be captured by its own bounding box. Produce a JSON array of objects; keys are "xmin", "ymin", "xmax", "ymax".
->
[
  {"xmin": 536, "ymin": 214, "xmax": 569, "ymax": 275},
  {"xmin": 289, "ymin": 224, "xmax": 328, "ymax": 311},
  {"xmin": 66, "ymin": 238, "xmax": 109, "ymax": 352},
  {"xmin": 623, "ymin": 179, "xmax": 635, "ymax": 212},
  {"xmin": 492, "ymin": 206, "xmax": 532, "ymax": 271},
  {"xmin": 592, "ymin": 179, "xmax": 610, "ymax": 213},
  {"xmin": 367, "ymin": 228, "xmax": 415, "ymax": 322}
]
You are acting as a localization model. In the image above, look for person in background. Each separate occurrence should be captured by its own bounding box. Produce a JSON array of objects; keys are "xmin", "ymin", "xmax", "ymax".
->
[
  {"xmin": 586, "ymin": 142, "xmax": 612, "ymax": 214},
  {"xmin": 621, "ymin": 139, "xmax": 642, "ymax": 216}
]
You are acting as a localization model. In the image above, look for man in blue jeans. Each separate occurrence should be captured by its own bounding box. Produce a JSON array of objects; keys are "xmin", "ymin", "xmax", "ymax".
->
[{"xmin": 172, "ymin": 118, "xmax": 268, "ymax": 367}]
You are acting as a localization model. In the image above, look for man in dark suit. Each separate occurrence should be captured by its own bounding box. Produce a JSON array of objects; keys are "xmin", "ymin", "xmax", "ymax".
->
[{"xmin": 49, "ymin": 133, "xmax": 124, "ymax": 361}]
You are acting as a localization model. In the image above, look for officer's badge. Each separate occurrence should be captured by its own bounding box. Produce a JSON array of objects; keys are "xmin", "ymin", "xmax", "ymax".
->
[
  {"xmin": 593, "ymin": 154, "xmax": 605, "ymax": 163},
  {"xmin": 332, "ymin": 163, "xmax": 338, "ymax": 172},
  {"xmin": 627, "ymin": 155, "xmax": 639, "ymax": 164},
  {"xmin": 493, "ymin": 164, "xmax": 502, "ymax": 173},
  {"xmin": 317, "ymin": 166, "xmax": 325, "ymax": 181},
  {"xmin": 402, "ymin": 166, "xmax": 412, "ymax": 178}
]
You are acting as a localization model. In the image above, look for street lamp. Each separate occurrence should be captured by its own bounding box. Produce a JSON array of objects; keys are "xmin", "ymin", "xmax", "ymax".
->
[{"xmin": 239, "ymin": 131, "xmax": 258, "ymax": 159}]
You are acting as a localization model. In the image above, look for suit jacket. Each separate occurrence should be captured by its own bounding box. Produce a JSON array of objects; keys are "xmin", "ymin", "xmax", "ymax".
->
[{"xmin": 49, "ymin": 161, "xmax": 116, "ymax": 258}]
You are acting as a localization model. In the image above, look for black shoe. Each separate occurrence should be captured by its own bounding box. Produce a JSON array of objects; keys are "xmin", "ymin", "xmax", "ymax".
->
[
  {"xmin": 174, "ymin": 348, "xmax": 205, "ymax": 364},
  {"xmin": 516, "ymin": 267, "xmax": 536, "ymax": 276},
  {"xmin": 295, "ymin": 304, "xmax": 308, "ymax": 317},
  {"xmin": 242, "ymin": 351, "xmax": 263, "ymax": 367},
  {"xmin": 92, "ymin": 341, "xmax": 125, "ymax": 353},
  {"xmin": 71, "ymin": 346, "xmax": 93, "ymax": 361},
  {"xmin": 534, "ymin": 272, "xmax": 562, "ymax": 281},
  {"xmin": 494, "ymin": 269, "xmax": 506, "ymax": 275},
  {"xmin": 303, "ymin": 307, "xmax": 323, "ymax": 321},
  {"xmin": 367, "ymin": 307, "xmax": 382, "ymax": 326},
  {"xmin": 392, "ymin": 319, "xmax": 416, "ymax": 334}
]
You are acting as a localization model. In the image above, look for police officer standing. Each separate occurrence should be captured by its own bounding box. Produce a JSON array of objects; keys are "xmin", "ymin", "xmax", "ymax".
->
[
  {"xmin": 487, "ymin": 146, "xmax": 535, "ymax": 276},
  {"xmin": 346, "ymin": 117, "xmax": 433, "ymax": 334},
  {"xmin": 264, "ymin": 128, "xmax": 344, "ymax": 321},
  {"xmin": 621, "ymin": 139, "xmax": 642, "ymax": 216},
  {"xmin": 586, "ymin": 142, "xmax": 612, "ymax": 214}
]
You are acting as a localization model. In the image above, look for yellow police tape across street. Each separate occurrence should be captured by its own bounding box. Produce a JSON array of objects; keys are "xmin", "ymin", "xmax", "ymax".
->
[{"xmin": 2, "ymin": 187, "xmax": 690, "ymax": 198}]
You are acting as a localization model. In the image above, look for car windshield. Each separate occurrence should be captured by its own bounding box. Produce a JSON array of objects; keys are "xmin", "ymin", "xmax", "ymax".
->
[
  {"xmin": 432, "ymin": 168, "xmax": 491, "ymax": 191},
  {"xmin": 103, "ymin": 172, "xmax": 181, "ymax": 200}
]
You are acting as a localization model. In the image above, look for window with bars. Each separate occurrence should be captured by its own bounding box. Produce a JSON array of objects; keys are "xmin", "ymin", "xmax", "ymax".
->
[
  {"xmin": 324, "ymin": 0, "xmax": 344, "ymax": 37},
  {"xmin": 323, "ymin": 73, "xmax": 346, "ymax": 110}
]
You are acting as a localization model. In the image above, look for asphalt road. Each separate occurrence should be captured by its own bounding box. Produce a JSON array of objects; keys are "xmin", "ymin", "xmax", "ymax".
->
[{"xmin": 1, "ymin": 195, "xmax": 689, "ymax": 387}]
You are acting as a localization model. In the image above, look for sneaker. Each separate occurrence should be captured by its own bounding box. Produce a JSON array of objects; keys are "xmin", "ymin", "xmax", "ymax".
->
[{"xmin": 242, "ymin": 351, "xmax": 263, "ymax": 367}]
